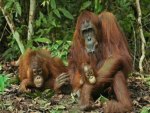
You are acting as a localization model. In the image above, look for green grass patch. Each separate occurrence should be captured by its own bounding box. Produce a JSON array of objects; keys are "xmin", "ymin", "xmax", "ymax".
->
[{"xmin": 0, "ymin": 74, "xmax": 10, "ymax": 93}]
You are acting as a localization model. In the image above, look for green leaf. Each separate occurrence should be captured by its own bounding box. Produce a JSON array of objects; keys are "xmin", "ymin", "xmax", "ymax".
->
[
  {"xmin": 33, "ymin": 38, "xmax": 51, "ymax": 44},
  {"xmin": 0, "ymin": 74, "xmax": 9, "ymax": 93},
  {"xmin": 15, "ymin": 2, "xmax": 22, "ymax": 16},
  {"xmin": 53, "ymin": 44, "xmax": 59, "ymax": 50},
  {"xmin": 98, "ymin": 95, "xmax": 108, "ymax": 104},
  {"xmin": 56, "ymin": 40, "xmax": 63, "ymax": 45},
  {"xmin": 127, "ymin": 14, "xmax": 135, "ymax": 21},
  {"xmin": 141, "ymin": 106, "xmax": 150, "ymax": 113},
  {"xmin": 51, "ymin": 20, "xmax": 57, "ymax": 26},
  {"xmin": 41, "ymin": 1, "xmax": 46, "ymax": 7},
  {"xmin": 35, "ymin": 19, "xmax": 41, "ymax": 27},
  {"xmin": 59, "ymin": 8, "xmax": 73, "ymax": 20},
  {"xmin": 94, "ymin": 0, "xmax": 98, "ymax": 10},
  {"xmin": 0, "ymin": 78, "xmax": 4, "ymax": 92},
  {"xmin": 80, "ymin": 1, "xmax": 92, "ymax": 11},
  {"xmin": 97, "ymin": 5, "xmax": 103, "ymax": 13},
  {"xmin": 53, "ymin": 9, "xmax": 61, "ymax": 18},
  {"xmin": 26, "ymin": 39, "xmax": 33, "ymax": 48},
  {"xmin": 39, "ymin": 12, "xmax": 44, "ymax": 18},
  {"xmin": 67, "ymin": 41, "xmax": 71, "ymax": 45},
  {"xmin": 4, "ymin": 1, "xmax": 13, "ymax": 10},
  {"xmin": 51, "ymin": 0, "xmax": 56, "ymax": 9},
  {"xmin": 94, "ymin": 0, "xmax": 103, "ymax": 13},
  {"xmin": 41, "ymin": 1, "xmax": 50, "ymax": 7}
]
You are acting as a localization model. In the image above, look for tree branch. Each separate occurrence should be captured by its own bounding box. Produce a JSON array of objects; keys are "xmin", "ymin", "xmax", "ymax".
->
[
  {"xmin": 0, "ymin": 0, "xmax": 25, "ymax": 54},
  {"xmin": 135, "ymin": 0, "xmax": 146, "ymax": 73}
]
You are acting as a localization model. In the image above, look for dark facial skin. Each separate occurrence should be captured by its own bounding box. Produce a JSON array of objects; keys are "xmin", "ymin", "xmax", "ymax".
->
[{"xmin": 81, "ymin": 20, "xmax": 98, "ymax": 53}]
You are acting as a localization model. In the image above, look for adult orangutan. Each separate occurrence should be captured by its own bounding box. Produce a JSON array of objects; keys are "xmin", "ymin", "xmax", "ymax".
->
[
  {"xmin": 68, "ymin": 11, "xmax": 132, "ymax": 113},
  {"xmin": 18, "ymin": 48, "xmax": 70, "ymax": 94}
]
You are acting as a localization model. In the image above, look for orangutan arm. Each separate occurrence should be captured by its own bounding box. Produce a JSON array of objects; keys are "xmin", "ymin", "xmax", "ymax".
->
[
  {"xmin": 19, "ymin": 79, "xmax": 33, "ymax": 93},
  {"xmin": 96, "ymin": 55, "xmax": 131, "ymax": 84}
]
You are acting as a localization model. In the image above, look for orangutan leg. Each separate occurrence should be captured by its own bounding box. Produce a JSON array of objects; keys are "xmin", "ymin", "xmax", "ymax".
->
[
  {"xmin": 80, "ymin": 83, "xmax": 93, "ymax": 111},
  {"xmin": 104, "ymin": 71, "xmax": 132, "ymax": 113}
]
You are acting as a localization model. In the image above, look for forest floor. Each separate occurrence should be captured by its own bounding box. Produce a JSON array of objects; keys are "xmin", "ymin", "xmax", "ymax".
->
[{"xmin": 0, "ymin": 61, "xmax": 150, "ymax": 113}]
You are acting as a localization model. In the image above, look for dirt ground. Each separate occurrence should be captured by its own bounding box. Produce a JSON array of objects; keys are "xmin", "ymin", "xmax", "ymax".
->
[{"xmin": 0, "ymin": 62, "xmax": 150, "ymax": 113}]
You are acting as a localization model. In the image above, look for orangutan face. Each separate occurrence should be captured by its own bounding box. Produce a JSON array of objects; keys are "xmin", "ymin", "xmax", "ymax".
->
[{"xmin": 81, "ymin": 20, "xmax": 98, "ymax": 53}]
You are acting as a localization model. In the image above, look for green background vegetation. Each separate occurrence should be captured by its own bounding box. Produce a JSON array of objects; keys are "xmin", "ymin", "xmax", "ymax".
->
[{"xmin": 0, "ymin": 0, "xmax": 150, "ymax": 112}]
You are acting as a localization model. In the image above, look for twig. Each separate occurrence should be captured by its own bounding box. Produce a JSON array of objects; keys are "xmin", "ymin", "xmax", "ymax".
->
[
  {"xmin": 0, "ymin": 23, "xmax": 7, "ymax": 41},
  {"xmin": 142, "ymin": 12, "xmax": 150, "ymax": 19},
  {"xmin": 143, "ymin": 21, "xmax": 150, "ymax": 27},
  {"xmin": 135, "ymin": 0, "xmax": 146, "ymax": 73}
]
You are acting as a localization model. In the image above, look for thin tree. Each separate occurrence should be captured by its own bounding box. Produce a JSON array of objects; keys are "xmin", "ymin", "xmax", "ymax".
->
[
  {"xmin": 136, "ymin": 0, "xmax": 146, "ymax": 72},
  {"xmin": 27, "ymin": 0, "xmax": 36, "ymax": 40}
]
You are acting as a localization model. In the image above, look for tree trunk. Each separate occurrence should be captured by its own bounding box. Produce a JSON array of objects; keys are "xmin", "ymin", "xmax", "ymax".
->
[
  {"xmin": 27, "ymin": 0, "xmax": 36, "ymax": 40},
  {"xmin": 135, "ymin": 0, "xmax": 146, "ymax": 73}
]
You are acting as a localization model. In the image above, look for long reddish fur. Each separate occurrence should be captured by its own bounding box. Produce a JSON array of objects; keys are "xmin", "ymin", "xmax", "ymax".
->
[
  {"xmin": 19, "ymin": 49, "xmax": 68, "ymax": 92},
  {"xmin": 68, "ymin": 11, "xmax": 132, "ymax": 113}
]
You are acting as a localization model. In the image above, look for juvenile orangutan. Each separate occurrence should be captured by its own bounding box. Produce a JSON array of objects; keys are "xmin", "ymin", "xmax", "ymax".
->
[{"xmin": 18, "ymin": 48, "xmax": 70, "ymax": 94}]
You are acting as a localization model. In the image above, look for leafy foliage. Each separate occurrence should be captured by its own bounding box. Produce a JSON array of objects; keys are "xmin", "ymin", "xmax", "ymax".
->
[
  {"xmin": 0, "ymin": 0, "xmax": 149, "ymax": 112},
  {"xmin": 0, "ymin": 74, "xmax": 9, "ymax": 93},
  {"xmin": 48, "ymin": 40, "xmax": 71, "ymax": 65},
  {"xmin": 25, "ymin": 89, "xmax": 54, "ymax": 99},
  {"xmin": 4, "ymin": 0, "xmax": 21, "ymax": 16},
  {"xmin": 93, "ymin": 0, "xmax": 103, "ymax": 14},
  {"xmin": 0, "ymin": 0, "xmax": 150, "ymax": 94},
  {"xmin": 80, "ymin": 1, "xmax": 92, "ymax": 11},
  {"xmin": 141, "ymin": 106, "xmax": 150, "ymax": 113}
]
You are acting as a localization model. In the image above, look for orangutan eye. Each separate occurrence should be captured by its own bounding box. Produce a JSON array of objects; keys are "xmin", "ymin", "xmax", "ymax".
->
[
  {"xmin": 82, "ymin": 28, "xmax": 94, "ymax": 38},
  {"xmin": 87, "ymin": 28, "xmax": 93, "ymax": 33}
]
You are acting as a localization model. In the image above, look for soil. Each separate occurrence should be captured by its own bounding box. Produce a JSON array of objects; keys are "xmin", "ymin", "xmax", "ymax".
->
[{"xmin": 0, "ymin": 62, "xmax": 150, "ymax": 113}]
